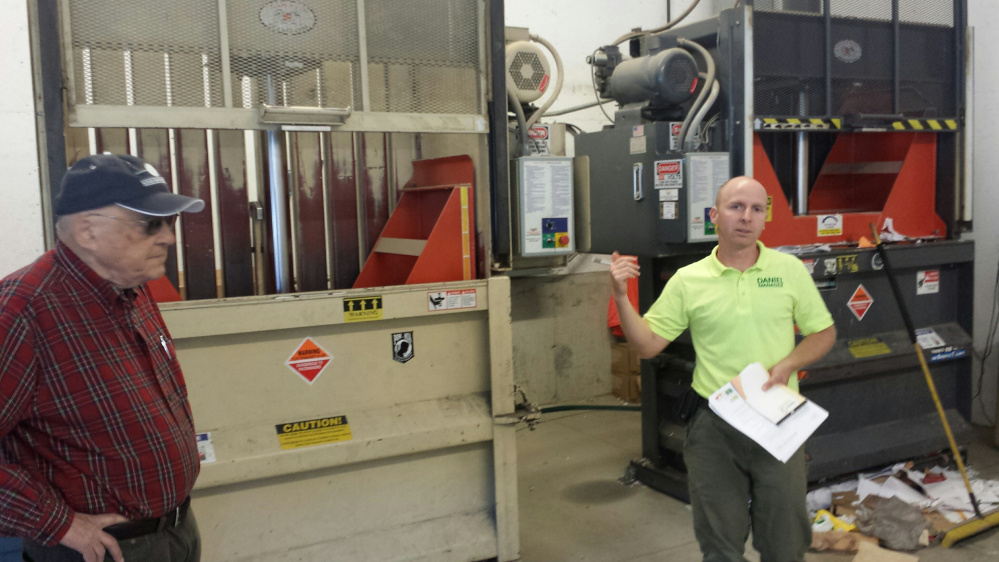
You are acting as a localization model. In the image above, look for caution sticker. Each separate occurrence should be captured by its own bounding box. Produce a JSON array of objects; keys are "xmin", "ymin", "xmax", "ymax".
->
[
  {"xmin": 286, "ymin": 337, "xmax": 332, "ymax": 384},
  {"xmin": 344, "ymin": 296, "xmax": 383, "ymax": 322},
  {"xmin": 276, "ymin": 416, "xmax": 352, "ymax": 450},
  {"xmin": 848, "ymin": 338, "xmax": 891, "ymax": 359}
]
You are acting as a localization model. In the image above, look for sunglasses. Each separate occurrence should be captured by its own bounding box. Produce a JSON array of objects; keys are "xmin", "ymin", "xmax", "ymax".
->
[{"xmin": 88, "ymin": 213, "xmax": 179, "ymax": 236}]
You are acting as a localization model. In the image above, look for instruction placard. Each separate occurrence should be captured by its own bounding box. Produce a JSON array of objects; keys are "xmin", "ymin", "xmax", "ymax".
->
[
  {"xmin": 686, "ymin": 153, "xmax": 729, "ymax": 242},
  {"xmin": 276, "ymin": 416, "xmax": 352, "ymax": 450}
]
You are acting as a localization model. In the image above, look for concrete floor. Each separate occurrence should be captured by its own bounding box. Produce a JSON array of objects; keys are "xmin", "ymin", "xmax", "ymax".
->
[{"xmin": 516, "ymin": 397, "xmax": 999, "ymax": 561}]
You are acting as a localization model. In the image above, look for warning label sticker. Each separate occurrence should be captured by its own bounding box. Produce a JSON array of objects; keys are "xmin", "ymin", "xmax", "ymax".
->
[
  {"xmin": 848, "ymin": 338, "xmax": 891, "ymax": 359},
  {"xmin": 427, "ymin": 289, "xmax": 477, "ymax": 311},
  {"xmin": 654, "ymin": 159, "xmax": 683, "ymax": 189},
  {"xmin": 286, "ymin": 337, "xmax": 332, "ymax": 384},
  {"xmin": 915, "ymin": 328, "xmax": 946, "ymax": 350},
  {"xmin": 917, "ymin": 270, "xmax": 940, "ymax": 295},
  {"xmin": 344, "ymin": 296, "xmax": 383, "ymax": 323},
  {"xmin": 196, "ymin": 432, "xmax": 216, "ymax": 464},
  {"xmin": 847, "ymin": 284, "xmax": 874, "ymax": 321},
  {"xmin": 275, "ymin": 416, "xmax": 352, "ymax": 450}
]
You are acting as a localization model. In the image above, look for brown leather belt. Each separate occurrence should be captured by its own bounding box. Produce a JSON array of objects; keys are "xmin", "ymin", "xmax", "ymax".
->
[{"xmin": 104, "ymin": 497, "xmax": 191, "ymax": 541}]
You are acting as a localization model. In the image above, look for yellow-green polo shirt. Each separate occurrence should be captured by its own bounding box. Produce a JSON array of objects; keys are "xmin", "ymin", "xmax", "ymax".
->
[{"xmin": 644, "ymin": 241, "xmax": 834, "ymax": 397}]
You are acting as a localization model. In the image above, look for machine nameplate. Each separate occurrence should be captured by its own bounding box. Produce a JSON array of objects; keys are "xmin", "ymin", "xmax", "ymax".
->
[{"xmin": 275, "ymin": 416, "xmax": 352, "ymax": 450}]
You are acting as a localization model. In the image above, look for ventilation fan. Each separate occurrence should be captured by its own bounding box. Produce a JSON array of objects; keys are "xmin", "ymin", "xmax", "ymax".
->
[{"xmin": 506, "ymin": 41, "xmax": 551, "ymax": 104}]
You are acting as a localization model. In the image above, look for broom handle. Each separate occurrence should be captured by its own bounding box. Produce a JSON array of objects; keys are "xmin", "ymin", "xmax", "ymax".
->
[{"xmin": 871, "ymin": 226, "xmax": 982, "ymax": 518}]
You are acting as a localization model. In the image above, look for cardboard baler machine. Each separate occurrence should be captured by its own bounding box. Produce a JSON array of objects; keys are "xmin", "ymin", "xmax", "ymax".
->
[{"xmin": 575, "ymin": 0, "xmax": 974, "ymax": 499}]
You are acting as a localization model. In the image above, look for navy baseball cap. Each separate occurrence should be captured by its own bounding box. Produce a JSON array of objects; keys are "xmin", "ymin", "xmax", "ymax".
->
[{"xmin": 54, "ymin": 153, "xmax": 205, "ymax": 217}]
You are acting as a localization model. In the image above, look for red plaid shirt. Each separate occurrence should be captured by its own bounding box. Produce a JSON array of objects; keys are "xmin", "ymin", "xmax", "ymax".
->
[{"xmin": 0, "ymin": 242, "xmax": 199, "ymax": 545}]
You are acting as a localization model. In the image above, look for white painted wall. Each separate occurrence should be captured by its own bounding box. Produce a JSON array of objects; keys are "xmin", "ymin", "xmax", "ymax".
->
[
  {"xmin": 505, "ymin": 0, "xmax": 721, "ymax": 133},
  {"xmin": 968, "ymin": 0, "xmax": 999, "ymax": 426},
  {"xmin": 0, "ymin": 1, "xmax": 45, "ymax": 277}
]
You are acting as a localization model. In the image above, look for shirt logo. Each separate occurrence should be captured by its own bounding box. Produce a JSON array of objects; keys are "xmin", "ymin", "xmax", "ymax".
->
[{"xmin": 756, "ymin": 277, "xmax": 784, "ymax": 288}]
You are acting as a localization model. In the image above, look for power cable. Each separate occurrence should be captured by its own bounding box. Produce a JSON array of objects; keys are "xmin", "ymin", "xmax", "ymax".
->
[
  {"xmin": 973, "ymin": 257, "xmax": 999, "ymax": 426},
  {"xmin": 611, "ymin": 0, "xmax": 704, "ymax": 46},
  {"xmin": 591, "ymin": 49, "xmax": 615, "ymax": 124}
]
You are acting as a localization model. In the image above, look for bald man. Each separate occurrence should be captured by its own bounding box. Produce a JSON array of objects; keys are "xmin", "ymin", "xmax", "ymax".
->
[
  {"xmin": 610, "ymin": 176, "xmax": 836, "ymax": 561},
  {"xmin": 0, "ymin": 154, "xmax": 204, "ymax": 562}
]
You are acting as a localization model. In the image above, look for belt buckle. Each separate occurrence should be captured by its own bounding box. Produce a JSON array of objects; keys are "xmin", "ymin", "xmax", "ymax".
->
[{"xmin": 174, "ymin": 505, "xmax": 181, "ymax": 527}]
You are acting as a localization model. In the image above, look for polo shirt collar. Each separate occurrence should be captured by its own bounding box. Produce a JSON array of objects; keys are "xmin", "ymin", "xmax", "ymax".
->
[{"xmin": 706, "ymin": 240, "xmax": 769, "ymax": 277}]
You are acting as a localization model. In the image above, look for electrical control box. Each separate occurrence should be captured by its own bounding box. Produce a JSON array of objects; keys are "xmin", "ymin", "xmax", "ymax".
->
[
  {"xmin": 514, "ymin": 156, "xmax": 575, "ymax": 257},
  {"xmin": 575, "ymin": 116, "xmax": 728, "ymax": 256}
]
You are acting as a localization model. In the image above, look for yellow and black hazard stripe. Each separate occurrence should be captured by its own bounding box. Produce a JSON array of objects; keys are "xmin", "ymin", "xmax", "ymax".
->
[
  {"xmin": 757, "ymin": 118, "xmax": 842, "ymax": 130},
  {"xmin": 891, "ymin": 119, "xmax": 959, "ymax": 131}
]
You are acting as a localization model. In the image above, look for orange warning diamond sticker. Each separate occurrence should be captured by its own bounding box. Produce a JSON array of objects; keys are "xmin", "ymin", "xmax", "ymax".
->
[
  {"xmin": 286, "ymin": 337, "xmax": 332, "ymax": 384},
  {"xmin": 848, "ymin": 284, "xmax": 874, "ymax": 321}
]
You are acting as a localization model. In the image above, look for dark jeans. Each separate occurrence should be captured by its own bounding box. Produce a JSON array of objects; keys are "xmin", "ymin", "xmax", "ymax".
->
[
  {"xmin": 23, "ymin": 509, "xmax": 199, "ymax": 562},
  {"xmin": 684, "ymin": 407, "xmax": 810, "ymax": 562}
]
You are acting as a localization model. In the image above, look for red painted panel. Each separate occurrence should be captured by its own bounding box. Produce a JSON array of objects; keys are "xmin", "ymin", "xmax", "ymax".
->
[
  {"xmin": 360, "ymin": 133, "xmax": 390, "ymax": 261},
  {"xmin": 291, "ymin": 132, "xmax": 328, "ymax": 292},
  {"xmin": 174, "ymin": 129, "xmax": 217, "ymax": 300},
  {"xmin": 755, "ymin": 133, "xmax": 945, "ymax": 246},
  {"xmin": 214, "ymin": 130, "xmax": 254, "ymax": 297},
  {"xmin": 327, "ymin": 132, "xmax": 359, "ymax": 289}
]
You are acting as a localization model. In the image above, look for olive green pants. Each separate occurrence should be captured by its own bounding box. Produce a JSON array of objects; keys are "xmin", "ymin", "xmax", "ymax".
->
[{"xmin": 684, "ymin": 407, "xmax": 810, "ymax": 562}]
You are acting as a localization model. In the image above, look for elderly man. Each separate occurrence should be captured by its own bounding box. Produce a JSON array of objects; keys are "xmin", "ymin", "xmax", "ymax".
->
[
  {"xmin": 610, "ymin": 176, "xmax": 836, "ymax": 561},
  {"xmin": 0, "ymin": 154, "xmax": 205, "ymax": 562}
]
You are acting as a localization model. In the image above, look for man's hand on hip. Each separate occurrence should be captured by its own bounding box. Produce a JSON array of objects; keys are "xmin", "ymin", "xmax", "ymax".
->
[{"xmin": 60, "ymin": 511, "xmax": 129, "ymax": 562}]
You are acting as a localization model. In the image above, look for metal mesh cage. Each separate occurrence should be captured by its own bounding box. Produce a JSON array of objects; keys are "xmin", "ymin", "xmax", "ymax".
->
[
  {"xmin": 64, "ymin": 0, "xmax": 486, "ymax": 122},
  {"xmin": 68, "ymin": 0, "xmax": 224, "ymax": 108},
  {"xmin": 753, "ymin": 11, "xmax": 827, "ymax": 116},
  {"xmin": 753, "ymin": 0, "xmax": 958, "ymax": 119},
  {"xmin": 226, "ymin": 0, "xmax": 362, "ymax": 109},
  {"xmin": 364, "ymin": 0, "xmax": 483, "ymax": 114}
]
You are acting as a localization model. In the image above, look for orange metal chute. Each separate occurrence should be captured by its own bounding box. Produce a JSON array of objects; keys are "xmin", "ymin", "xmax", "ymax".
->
[
  {"xmin": 352, "ymin": 155, "xmax": 476, "ymax": 289},
  {"xmin": 756, "ymin": 132, "xmax": 946, "ymax": 247}
]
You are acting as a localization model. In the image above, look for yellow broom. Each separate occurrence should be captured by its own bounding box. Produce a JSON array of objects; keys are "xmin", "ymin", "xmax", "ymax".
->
[{"xmin": 870, "ymin": 226, "xmax": 999, "ymax": 547}]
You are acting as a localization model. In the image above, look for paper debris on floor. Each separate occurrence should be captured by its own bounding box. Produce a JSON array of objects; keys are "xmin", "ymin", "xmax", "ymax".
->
[
  {"xmin": 851, "ymin": 541, "xmax": 919, "ymax": 562},
  {"xmin": 808, "ymin": 461, "xmax": 999, "ymax": 553}
]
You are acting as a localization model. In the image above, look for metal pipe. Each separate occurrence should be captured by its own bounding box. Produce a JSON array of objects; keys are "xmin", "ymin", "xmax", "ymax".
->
[
  {"xmin": 265, "ymin": 75, "xmax": 291, "ymax": 293},
  {"xmin": 824, "ymin": 0, "xmax": 832, "ymax": 116},
  {"xmin": 795, "ymin": 91, "xmax": 809, "ymax": 216},
  {"xmin": 892, "ymin": 0, "xmax": 900, "ymax": 114}
]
